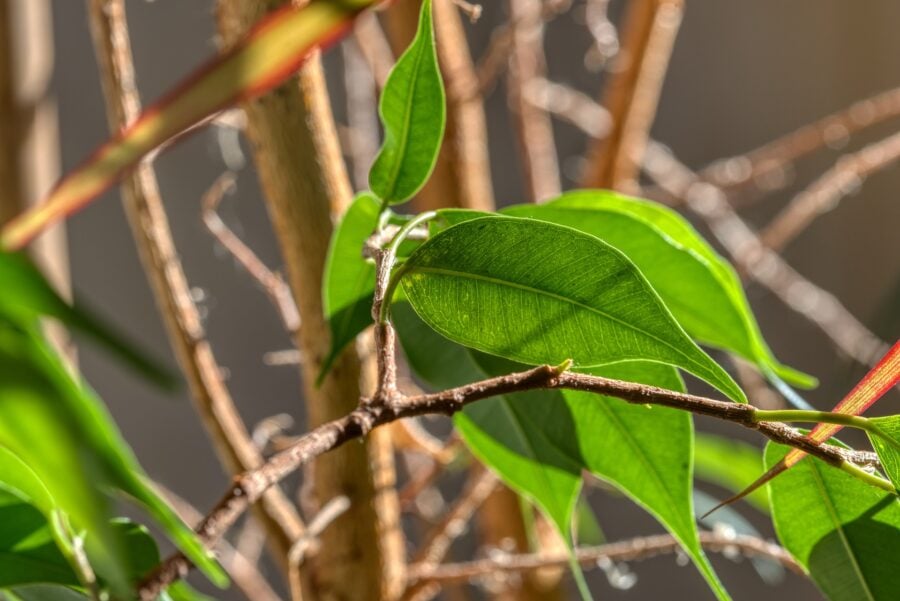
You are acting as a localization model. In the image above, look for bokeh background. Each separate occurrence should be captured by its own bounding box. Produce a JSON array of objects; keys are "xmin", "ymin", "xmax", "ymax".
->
[{"xmin": 16, "ymin": 0, "xmax": 900, "ymax": 599}]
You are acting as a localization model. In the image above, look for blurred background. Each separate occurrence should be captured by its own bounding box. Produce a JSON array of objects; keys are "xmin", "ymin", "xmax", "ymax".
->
[{"xmin": 4, "ymin": 0, "xmax": 900, "ymax": 599}]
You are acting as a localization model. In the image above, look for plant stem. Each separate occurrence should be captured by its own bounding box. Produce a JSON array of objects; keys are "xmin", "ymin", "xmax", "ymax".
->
[{"xmin": 754, "ymin": 409, "xmax": 900, "ymax": 453}]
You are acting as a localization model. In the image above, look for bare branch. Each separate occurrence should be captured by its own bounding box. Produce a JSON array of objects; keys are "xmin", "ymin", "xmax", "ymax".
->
[
  {"xmin": 407, "ymin": 531, "xmax": 803, "ymax": 586},
  {"xmin": 87, "ymin": 0, "xmax": 304, "ymax": 569},
  {"xmin": 582, "ymin": 0, "xmax": 683, "ymax": 192},
  {"xmin": 288, "ymin": 496, "xmax": 352, "ymax": 601},
  {"xmin": 137, "ymin": 362, "xmax": 879, "ymax": 599},
  {"xmin": 201, "ymin": 172, "xmax": 300, "ymax": 334},
  {"xmin": 761, "ymin": 129, "xmax": 900, "ymax": 251}
]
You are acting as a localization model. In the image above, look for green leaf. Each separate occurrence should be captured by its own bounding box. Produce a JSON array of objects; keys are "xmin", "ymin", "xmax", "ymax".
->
[
  {"xmin": 398, "ymin": 216, "xmax": 745, "ymax": 402},
  {"xmin": 867, "ymin": 416, "xmax": 900, "ymax": 490},
  {"xmin": 0, "ymin": 322, "xmax": 224, "ymax": 593},
  {"xmin": 503, "ymin": 191, "xmax": 815, "ymax": 388},
  {"xmin": 767, "ymin": 440, "xmax": 900, "ymax": 600},
  {"xmin": 394, "ymin": 304, "xmax": 729, "ymax": 600},
  {"xmin": 0, "ymin": 251, "xmax": 174, "ymax": 388},
  {"xmin": 368, "ymin": 0, "xmax": 445, "ymax": 205},
  {"xmin": 694, "ymin": 433, "xmax": 769, "ymax": 513},
  {"xmin": 320, "ymin": 193, "xmax": 380, "ymax": 380},
  {"xmin": 2, "ymin": 585, "xmax": 88, "ymax": 601}
]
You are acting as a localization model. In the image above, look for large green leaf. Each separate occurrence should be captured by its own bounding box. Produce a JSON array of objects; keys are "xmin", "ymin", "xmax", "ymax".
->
[
  {"xmin": 394, "ymin": 304, "xmax": 729, "ymax": 600},
  {"xmin": 694, "ymin": 433, "xmax": 769, "ymax": 513},
  {"xmin": 368, "ymin": 0, "xmax": 445, "ymax": 205},
  {"xmin": 503, "ymin": 192, "xmax": 814, "ymax": 388},
  {"xmin": 398, "ymin": 216, "xmax": 745, "ymax": 402},
  {"xmin": 0, "ymin": 251, "xmax": 173, "ymax": 387},
  {"xmin": 0, "ymin": 322, "xmax": 224, "ymax": 594},
  {"xmin": 767, "ymin": 441, "xmax": 900, "ymax": 600},
  {"xmin": 320, "ymin": 193, "xmax": 380, "ymax": 380}
]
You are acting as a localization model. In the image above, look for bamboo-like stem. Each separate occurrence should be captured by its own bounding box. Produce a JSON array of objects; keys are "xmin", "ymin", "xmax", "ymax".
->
[
  {"xmin": 216, "ymin": 1, "xmax": 393, "ymax": 599},
  {"xmin": 506, "ymin": 0, "xmax": 561, "ymax": 203},
  {"xmin": 760, "ymin": 129, "xmax": 900, "ymax": 251},
  {"xmin": 86, "ymin": 0, "xmax": 305, "ymax": 572},
  {"xmin": 582, "ymin": 0, "xmax": 683, "ymax": 192},
  {"xmin": 407, "ymin": 530, "xmax": 803, "ymax": 585},
  {"xmin": 137, "ymin": 363, "xmax": 883, "ymax": 599},
  {"xmin": 383, "ymin": 0, "xmax": 495, "ymax": 211}
]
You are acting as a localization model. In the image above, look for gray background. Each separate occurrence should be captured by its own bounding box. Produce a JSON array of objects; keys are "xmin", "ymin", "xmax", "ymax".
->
[{"xmin": 45, "ymin": 0, "xmax": 900, "ymax": 599}]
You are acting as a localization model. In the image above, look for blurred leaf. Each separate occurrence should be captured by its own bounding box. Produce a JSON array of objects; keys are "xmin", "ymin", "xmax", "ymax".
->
[
  {"xmin": 399, "ymin": 216, "xmax": 745, "ymax": 402},
  {"xmin": 2, "ymin": 586, "xmax": 87, "ymax": 601},
  {"xmin": 694, "ymin": 433, "xmax": 769, "ymax": 513},
  {"xmin": 767, "ymin": 441, "xmax": 900, "ymax": 600},
  {"xmin": 0, "ymin": 252, "xmax": 173, "ymax": 387},
  {"xmin": 0, "ymin": 0, "xmax": 376, "ymax": 250},
  {"xmin": 320, "ymin": 193, "xmax": 380, "ymax": 381},
  {"xmin": 503, "ymin": 192, "xmax": 815, "ymax": 388},
  {"xmin": 369, "ymin": 0, "xmax": 445, "ymax": 205},
  {"xmin": 0, "ymin": 322, "xmax": 224, "ymax": 593}
]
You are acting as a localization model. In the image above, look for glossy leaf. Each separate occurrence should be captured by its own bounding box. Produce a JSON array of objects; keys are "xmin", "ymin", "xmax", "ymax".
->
[
  {"xmin": 694, "ymin": 434, "xmax": 769, "ymax": 513},
  {"xmin": 0, "ymin": 0, "xmax": 375, "ymax": 251},
  {"xmin": 398, "ymin": 216, "xmax": 745, "ymax": 402},
  {"xmin": 0, "ymin": 251, "xmax": 173, "ymax": 387},
  {"xmin": 0, "ymin": 322, "xmax": 224, "ymax": 593},
  {"xmin": 368, "ymin": 0, "xmax": 445, "ymax": 205},
  {"xmin": 503, "ymin": 191, "xmax": 815, "ymax": 388},
  {"xmin": 767, "ymin": 441, "xmax": 900, "ymax": 600},
  {"xmin": 394, "ymin": 304, "xmax": 729, "ymax": 600},
  {"xmin": 320, "ymin": 193, "xmax": 380, "ymax": 380},
  {"xmin": 868, "ymin": 416, "xmax": 900, "ymax": 490}
]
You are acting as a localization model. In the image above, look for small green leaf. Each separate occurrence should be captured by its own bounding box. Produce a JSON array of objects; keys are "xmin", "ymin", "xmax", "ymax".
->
[
  {"xmin": 767, "ymin": 440, "xmax": 900, "ymax": 600},
  {"xmin": 694, "ymin": 434, "xmax": 769, "ymax": 513},
  {"xmin": 0, "ymin": 251, "xmax": 174, "ymax": 388},
  {"xmin": 2, "ymin": 585, "xmax": 88, "ymax": 601},
  {"xmin": 320, "ymin": 193, "xmax": 380, "ymax": 380},
  {"xmin": 503, "ymin": 191, "xmax": 815, "ymax": 389},
  {"xmin": 368, "ymin": 0, "xmax": 445, "ymax": 205},
  {"xmin": 867, "ymin": 416, "xmax": 900, "ymax": 490},
  {"xmin": 398, "ymin": 216, "xmax": 745, "ymax": 402}
]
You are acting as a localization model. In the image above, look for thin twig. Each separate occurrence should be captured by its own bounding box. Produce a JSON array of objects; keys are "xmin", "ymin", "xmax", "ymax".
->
[
  {"xmin": 354, "ymin": 11, "xmax": 395, "ymax": 88},
  {"xmin": 137, "ymin": 363, "xmax": 880, "ymax": 599},
  {"xmin": 407, "ymin": 531, "xmax": 803, "ymax": 585},
  {"xmin": 87, "ymin": 0, "xmax": 304, "ymax": 570},
  {"xmin": 506, "ymin": 0, "xmax": 562, "ymax": 202},
  {"xmin": 201, "ymin": 172, "xmax": 300, "ymax": 334},
  {"xmin": 288, "ymin": 496, "xmax": 352, "ymax": 601},
  {"xmin": 760, "ymin": 129, "xmax": 900, "ymax": 251},
  {"xmin": 342, "ymin": 36, "xmax": 380, "ymax": 190},
  {"xmin": 582, "ymin": 0, "xmax": 683, "ymax": 192},
  {"xmin": 704, "ymin": 85, "xmax": 900, "ymax": 195},
  {"xmin": 642, "ymin": 140, "xmax": 890, "ymax": 367}
]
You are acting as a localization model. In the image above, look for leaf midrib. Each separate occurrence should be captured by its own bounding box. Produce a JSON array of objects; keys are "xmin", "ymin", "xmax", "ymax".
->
[{"xmin": 406, "ymin": 264, "xmax": 709, "ymax": 376}]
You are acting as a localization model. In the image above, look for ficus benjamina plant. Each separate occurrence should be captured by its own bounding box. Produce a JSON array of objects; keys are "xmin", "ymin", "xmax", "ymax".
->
[{"xmin": 0, "ymin": 1, "xmax": 898, "ymax": 601}]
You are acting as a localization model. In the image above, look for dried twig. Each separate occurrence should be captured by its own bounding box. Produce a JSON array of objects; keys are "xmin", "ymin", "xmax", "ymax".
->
[
  {"xmin": 288, "ymin": 496, "xmax": 352, "ymax": 601},
  {"xmin": 201, "ymin": 172, "xmax": 300, "ymax": 334},
  {"xmin": 582, "ymin": 0, "xmax": 684, "ymax": 192},
  {"xmin": 407, "ymin": 531, "xmax": 803, "ymax": 585},
  {"xmin": 137, "ymin": 361, "xmax": 880, "ymax": 599},
  {"xmin": 642, "ymin": 140, "xmax": 890, "ymax": 366},
  {"xmin": 87, "ymin": 0, "xmax": 304, "ymax": 570},
  {"xmin": 761, "ymin": 129, "xmax": 900, "ymax": 251},
  {"xmin": 507, "ymin": 0, "xmax": 562, "ymax": 202}
]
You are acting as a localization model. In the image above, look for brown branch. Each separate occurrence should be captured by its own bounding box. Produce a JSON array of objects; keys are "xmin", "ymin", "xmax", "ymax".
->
[
  {"xmin": 506, "ymin": 0, "xmax": 561, "ymax": 202},
  {"xmin": 705, "ymin": 85, "xmax": 900, "ymax": 195},
  {"xmin": 407, "ymin": 531, "xmax": 803, "ymax": 585},
  {"xmin": 86, "ymin": 0, "xmax": 304, "ymax": 571},
  {"xmin": 216, "ymin": 1, "xmax": 394, "ymax": 598},
  {"xmin": 760, "ymin": 129, "xmax": 900, "ymax": 251},
  {"xmin": 137, "ymin": 363, "xmax": 878, "ymax": 599},
  {"xmin": 642, "ymin": 140, "xmax": 889, "ymax": 367},
  {"xmin": 341, "ymin": 36, "xmax": 381, "ymax": 189},
  {"xmin": 201, "ymin": 172, "xmax": 301, "ymax": 334},
  {"xmin": 582, "ymin": 0, "xmax": 683, "ymax": 192}
]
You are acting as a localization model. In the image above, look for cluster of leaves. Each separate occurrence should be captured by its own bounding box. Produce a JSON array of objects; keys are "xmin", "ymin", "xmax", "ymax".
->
[
  {"xmin": 319, "ymin": 2, "xmax": 900, "ymax": 600},
  {"xmin": 0, "ymin": 0, "xmax": 897, "ymax": 600}
]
